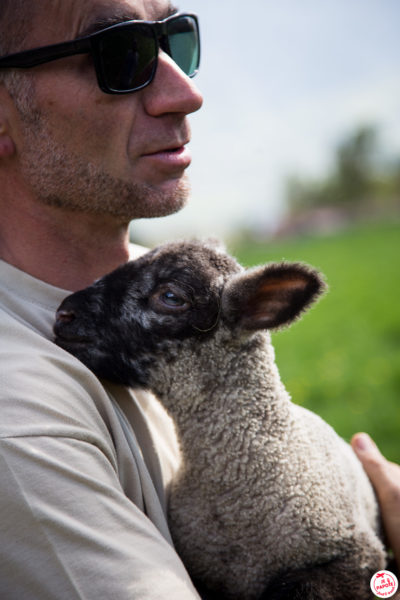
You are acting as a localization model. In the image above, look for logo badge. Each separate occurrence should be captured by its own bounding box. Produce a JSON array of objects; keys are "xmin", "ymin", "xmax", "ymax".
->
[{"xmin": 370, "ymin": 570, "xmax": 398, "ymax": 598}]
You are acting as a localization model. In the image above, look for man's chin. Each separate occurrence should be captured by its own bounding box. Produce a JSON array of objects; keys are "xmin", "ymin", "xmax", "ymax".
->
[{"xmin": 130, "ymin": 174, "xmax": 190, "ymax": 219}]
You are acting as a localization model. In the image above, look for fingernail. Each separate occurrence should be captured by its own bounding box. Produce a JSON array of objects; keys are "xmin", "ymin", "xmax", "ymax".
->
[{"xmin": 354, "ymin": 433, "xmax": 374, "ymax": 451}]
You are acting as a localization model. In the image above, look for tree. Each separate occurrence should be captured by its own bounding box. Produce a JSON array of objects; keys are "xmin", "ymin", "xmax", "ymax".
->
[{"xmin": 286, "ymin": 125, "xmax": 384, "ymax": 210}]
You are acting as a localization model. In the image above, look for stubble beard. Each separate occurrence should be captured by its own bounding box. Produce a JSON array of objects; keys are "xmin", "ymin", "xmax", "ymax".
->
[{"xmin": 12, "ymin": 80, "xmax": 189, "ymax": 223}]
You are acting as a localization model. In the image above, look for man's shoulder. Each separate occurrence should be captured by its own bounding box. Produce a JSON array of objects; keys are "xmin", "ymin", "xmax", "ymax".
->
[{"xmin": 0, "ymin": 306, "xmax": 117, "ymax": 446}]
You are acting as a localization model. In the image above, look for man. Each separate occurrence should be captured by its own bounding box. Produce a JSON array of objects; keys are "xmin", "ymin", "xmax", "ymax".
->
[
  {"xmin": 0, "ymin": 2, "xmax": 399, "ymax": 599},
  {"xmin": 0, "ymin": 1, "xmax": 203, "ymax": 597}
]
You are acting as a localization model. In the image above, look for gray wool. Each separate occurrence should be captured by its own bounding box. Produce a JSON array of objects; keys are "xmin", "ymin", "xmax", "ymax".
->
[
  {"xmin": 149, "ymin": 329, "xmax": 385, "ymax": 599},
  {"xmin": 54, "ymin": 240, "xmax": 387, "ymax": 600}
]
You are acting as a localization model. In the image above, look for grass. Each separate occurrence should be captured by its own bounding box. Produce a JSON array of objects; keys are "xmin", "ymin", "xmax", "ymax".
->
[{"xmin": 231, "ymin": 220, "xmax": 400, "ymax": 463}]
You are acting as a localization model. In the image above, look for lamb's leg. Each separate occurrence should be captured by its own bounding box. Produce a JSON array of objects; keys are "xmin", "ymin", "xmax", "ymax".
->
[{"xmin": 262, "ymin": 557, "xmax": 376, "ymax": 600}]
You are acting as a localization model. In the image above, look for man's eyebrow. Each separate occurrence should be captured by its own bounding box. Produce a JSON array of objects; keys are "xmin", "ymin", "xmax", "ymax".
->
[{"xmin": 80, "ymin": 4, "xmax": 179, "ymax": 37}]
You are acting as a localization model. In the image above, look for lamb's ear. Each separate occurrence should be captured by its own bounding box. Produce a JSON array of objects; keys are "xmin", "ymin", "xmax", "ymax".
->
[{"xmin": 221, "ymin": 262, "xmax": 326, "ymax": 331}]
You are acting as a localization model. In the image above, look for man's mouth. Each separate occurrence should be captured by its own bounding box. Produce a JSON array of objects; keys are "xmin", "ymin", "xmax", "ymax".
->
[{"xmin": 141, "ymin": 144, "xmax": 192, "ymax": 170}]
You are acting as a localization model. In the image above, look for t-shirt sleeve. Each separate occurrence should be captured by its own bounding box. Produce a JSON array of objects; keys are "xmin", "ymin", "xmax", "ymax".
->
[{"xmin": 0, "ymin": 433, "xmax": 200, "ymax": 600}]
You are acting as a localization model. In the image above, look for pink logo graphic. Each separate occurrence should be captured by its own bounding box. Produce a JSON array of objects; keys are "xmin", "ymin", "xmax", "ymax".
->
[{"xmin": 370, "ymin": 570, "xmax": 398, "ymax": 598}]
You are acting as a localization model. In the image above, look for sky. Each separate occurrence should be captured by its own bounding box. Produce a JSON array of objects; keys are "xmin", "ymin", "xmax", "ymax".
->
[{"xmin": 132, "ymin": 0, "xmax": 400, "ymax": 245}]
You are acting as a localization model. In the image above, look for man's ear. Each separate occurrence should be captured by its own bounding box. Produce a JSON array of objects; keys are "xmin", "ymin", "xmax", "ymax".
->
[
  {"xmin": 0, "ymin": 123, "xmax": 15, "ymax": 160},
  {"xmin": 221, "ymin": 262, "xmax": 326, "ymax": 331},
  {"xmin": 0, "ymin": 122, "xmax": 15, "ymax": 158},
  {"xmin": 0, "ymin": 86, "xmax": 17, "ymax": 159}
]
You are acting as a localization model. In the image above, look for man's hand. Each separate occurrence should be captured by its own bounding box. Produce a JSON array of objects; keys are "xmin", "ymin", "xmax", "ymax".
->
[{"xmin": 352, "ymin": 433, "xmax": 400, "ymax": 570}]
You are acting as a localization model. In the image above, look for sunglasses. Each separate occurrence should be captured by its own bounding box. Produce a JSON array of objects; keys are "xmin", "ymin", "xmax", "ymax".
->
[{"xmin": 0, "ymin": 13, "xmax": 200, "ymax": 94}]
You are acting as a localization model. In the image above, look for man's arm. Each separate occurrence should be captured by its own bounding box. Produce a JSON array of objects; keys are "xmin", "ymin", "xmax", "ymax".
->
[
  {"xmin": 0, "ymin": 433, "xmax": 200, "ymax": 599},
  {"xmin": 0, "ymin": 291, "xmax": 199, "ymax": 600}
]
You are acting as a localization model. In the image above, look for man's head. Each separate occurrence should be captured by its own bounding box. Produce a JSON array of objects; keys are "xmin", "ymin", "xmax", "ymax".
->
[{"xmin": 0, "ymin": 0, "xmax": 203, "ymax": 224}]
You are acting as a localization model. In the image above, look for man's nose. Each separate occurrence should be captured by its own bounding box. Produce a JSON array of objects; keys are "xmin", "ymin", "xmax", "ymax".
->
[{"xmin": 142, "ymin": 50, "xmax": 203, "ymax": 117}]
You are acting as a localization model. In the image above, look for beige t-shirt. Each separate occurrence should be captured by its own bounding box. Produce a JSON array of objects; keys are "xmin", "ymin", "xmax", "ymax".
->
[{"xmin": 0, "ymin": 255, "xmax": 200, "ymax": 599}]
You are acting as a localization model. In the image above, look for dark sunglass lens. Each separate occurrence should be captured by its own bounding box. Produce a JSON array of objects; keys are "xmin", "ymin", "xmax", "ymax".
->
[
  {"xmin": 99, "ymin": 25, "xmax": 157, "ymax": 91},
  {"xmin": 168, "ymin": 16, "xmax": 200, "ymax": 77}
]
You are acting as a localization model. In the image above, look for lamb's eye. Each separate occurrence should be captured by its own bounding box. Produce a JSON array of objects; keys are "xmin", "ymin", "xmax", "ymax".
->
[
  {"xmin": 150, "ymin": 286, "xmax": 190, "ymax": 313},
  {"xmin": 161, "ymin": 291, "xmax": 186, "ymax": 307}
]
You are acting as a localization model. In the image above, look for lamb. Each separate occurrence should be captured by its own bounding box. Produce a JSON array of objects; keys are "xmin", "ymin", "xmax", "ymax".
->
[{"xmin": 53, "ymin": 239, "xmax": 386, "ymax": 600}]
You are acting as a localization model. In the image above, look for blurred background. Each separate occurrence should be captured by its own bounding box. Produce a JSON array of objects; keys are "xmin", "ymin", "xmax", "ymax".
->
[{"xmin": 131, "ymin": 0, "xmax": 400, "ymax": 462}]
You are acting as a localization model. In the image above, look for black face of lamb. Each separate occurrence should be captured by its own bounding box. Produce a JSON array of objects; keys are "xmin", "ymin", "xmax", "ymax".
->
[
  {"xmin": 54, "ymin": 240, "xmax": 325, "ymax": 387},
  {"xmin": 54, "ymin": 242, "xmax": 241, "ymax": 387}
]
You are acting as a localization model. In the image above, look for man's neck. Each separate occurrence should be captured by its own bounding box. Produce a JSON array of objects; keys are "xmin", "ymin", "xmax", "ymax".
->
[{"xmin": 0, "ymin": 199, "xmax": 132, "ymax": 291}]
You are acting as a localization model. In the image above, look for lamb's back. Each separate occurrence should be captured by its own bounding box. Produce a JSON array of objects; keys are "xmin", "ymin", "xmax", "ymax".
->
[{"xmin": 284, "ymin": 404, "xmax": 385, "ymax": 567}]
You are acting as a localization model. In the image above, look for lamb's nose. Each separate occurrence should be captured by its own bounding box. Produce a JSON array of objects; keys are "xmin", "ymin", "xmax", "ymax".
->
[{"xmin": 55, "ymin": 309, "xmax": 76, "ymax": 325}]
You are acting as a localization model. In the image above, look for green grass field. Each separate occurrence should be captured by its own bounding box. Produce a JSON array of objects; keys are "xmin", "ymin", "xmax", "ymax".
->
[{"xmin": 231, "ymin": 220, "xmax": 400, "ymax": 463}]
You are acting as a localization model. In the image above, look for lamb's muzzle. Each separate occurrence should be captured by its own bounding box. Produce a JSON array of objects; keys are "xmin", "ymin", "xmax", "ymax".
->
[{"xmin": 54, "ymin": 239, "xmax": 386, "ymax": 600}]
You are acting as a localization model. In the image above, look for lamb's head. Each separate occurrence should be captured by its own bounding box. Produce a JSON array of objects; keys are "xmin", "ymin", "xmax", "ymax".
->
[{"xmin": 54, "ymin": 240, "xmax": 325, "ymax": 390}]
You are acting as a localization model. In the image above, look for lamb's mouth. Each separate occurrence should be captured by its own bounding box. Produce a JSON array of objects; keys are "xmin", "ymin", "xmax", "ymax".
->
[{"xmin": 54, "ymin": 334, "xmax": 92, "ymax": 351}]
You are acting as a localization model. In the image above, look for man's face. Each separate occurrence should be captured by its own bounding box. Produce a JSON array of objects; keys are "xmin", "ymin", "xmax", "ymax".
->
[{"xmin": 9, "ymin": 0, "xmax": 203, "ymax": 222}]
